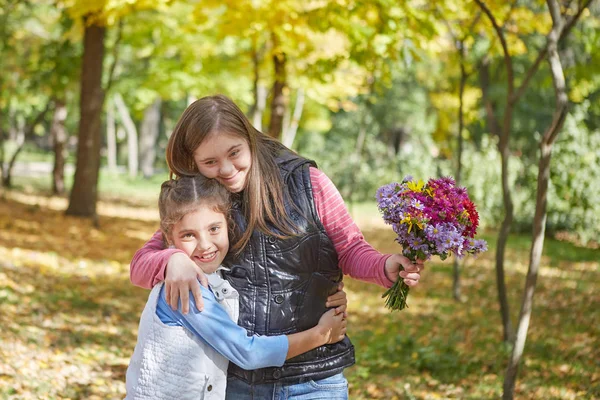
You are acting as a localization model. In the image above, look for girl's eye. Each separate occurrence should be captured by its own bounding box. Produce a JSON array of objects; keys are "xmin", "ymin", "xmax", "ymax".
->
[
  {"xmin": 205, "ymin": 160, "xmax": 217, "ymax": 166},
  {"xmin": 183, "ymin": 233, "xmax": 195, "ymax": 238},
  {"xmin": 210, "ymin": 226, "xmax": 221, "ymax": 233},
  {"xmin": 230, "ymin": 150, "xmax": 239, "ymax": 157}
]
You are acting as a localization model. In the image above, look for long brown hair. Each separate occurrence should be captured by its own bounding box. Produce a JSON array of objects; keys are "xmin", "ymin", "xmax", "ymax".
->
[
  {"xmin": 158, "ymin": 175, "xmax": 232, "ymax": 245},
  {"xmin": 165, "ymin": 94, "xmax": 300, "ymax": 254}
]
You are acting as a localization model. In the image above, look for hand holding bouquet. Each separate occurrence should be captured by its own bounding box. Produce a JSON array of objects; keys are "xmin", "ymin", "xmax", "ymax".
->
[{"xmin": 376, "ymin": 176, "xmax": 487, "ymax": 311}]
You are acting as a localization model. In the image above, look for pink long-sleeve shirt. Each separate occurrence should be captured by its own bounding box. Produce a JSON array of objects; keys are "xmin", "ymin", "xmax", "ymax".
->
[{"xmin": 130, "ymin": 167, "xmax": 394, "ymax": 289}]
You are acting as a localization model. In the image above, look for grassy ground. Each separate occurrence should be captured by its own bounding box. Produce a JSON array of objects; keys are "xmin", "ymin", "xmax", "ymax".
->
[{"xmin": 0, "ymin": 176, "xmax": 598, "ymax": 399}]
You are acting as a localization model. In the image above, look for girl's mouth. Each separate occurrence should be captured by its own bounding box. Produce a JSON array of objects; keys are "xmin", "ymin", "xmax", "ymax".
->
[
  {"xmin": 195, "ymin": 251, "xmax": 217, "ymax": 263},
  {"xmin": 221, "ymin": 172, "xmax": 239, "ymax": 183}
]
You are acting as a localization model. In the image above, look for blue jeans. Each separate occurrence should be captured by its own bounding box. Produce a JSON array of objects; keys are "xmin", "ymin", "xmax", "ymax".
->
[{"xmin": 225, "ymin": 373, "xmax": 349, "ymax": 400}]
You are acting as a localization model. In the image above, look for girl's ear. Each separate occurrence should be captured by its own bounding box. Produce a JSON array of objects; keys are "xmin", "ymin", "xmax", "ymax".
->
[{"xmin": 162, "ymin": 231, "xmax": 173, "ymax": 247}]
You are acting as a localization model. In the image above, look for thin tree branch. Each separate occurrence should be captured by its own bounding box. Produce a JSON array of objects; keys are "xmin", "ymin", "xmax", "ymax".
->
[
  {"xmin": 564, "ymin": 0, "xmax": 575, "ymax": 13},
  {"xmin": 475, "ymin": 0, "xmax": 514, "ymax": 97},
  {"xmin": 547, "ymin": 0, "xmax": 564, "ymax": 26},
  {"xmin": 543, "ymin": 0, "xmax": 573, "ymax": 145},
  {"xmin": 546, "ymin": 105, "xmax": 569, "ymax": 144},
  {"xmin": 434, "ymin": 4, "xmax": 476, "ymax": 80},
  {"xmin": 479, "ymin": 55, "xmax": 502, "ymax": 137},
  {"xmin": 105, "ymin": 18, "xmax": 123, "ymax": 93},
  {"xmin": 467, "ymin": 11, "xmax": 483, "ymax": 36},
  {"xmin": 512, "ymin": 48, "xmax": 548, "ymax": 103},
  {"xmin": 25, "ymin": 101, "xmax": 52, "ymax": 139},
  {"xmin": 435, "ymin": 5, "xmax": 458, "ymax": 42},
  {"xmin": 502, "ymin": 0, "xmax": 520, "ymax": 27},
  {"xmin": 511, "ymin": 0, "xmax": 592, "ymax": 104},
  {"xmin": 562, "ymin": 0, "xmax": 592, "ymax": 36}
]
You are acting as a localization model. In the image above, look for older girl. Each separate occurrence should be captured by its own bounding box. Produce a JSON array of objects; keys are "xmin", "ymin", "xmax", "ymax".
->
[{"xmin": 130, "ymin": 95, "xmax": 423, "ymax": 399}]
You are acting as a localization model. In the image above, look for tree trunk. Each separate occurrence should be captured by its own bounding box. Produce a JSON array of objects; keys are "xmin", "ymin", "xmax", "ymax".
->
[
  {"xmin": 249, "ymin": 41, "xmax": 267, "ymax": 131},
  {"xmin": 453, "ymin": 46, "xmax": 468, "ymax": 302},
  {"xmin": 495, "ymin": 145, "xmax": 515, "ymax": 343},
  {"xmin": 282, "ymin": 88, "xmax": 305, "ymax": 149},
  {"xmin": 341, "ymin": 101, "xmax": 370, "ymax": 204},
  {"xmin": 106, "ymin": 97, "xmax": 117, "ymax": 172},
  {"xmin": 0, "ymin": 106, "xmax": 13, "ymax": 183},
  {"xmin": 503, "ymin": 19, "xmax": 569, "ymax": 399},
  {"xmin": 474, "ymin": 0, "xmax": 588, "ymax": 346},
  {"xmin": 1, "ymin": 106, "xmax": 19, "ymax": 185},
  {"xmin": 2, "ymin": 102, "xmax": 50, "ymax": 188},
  {"xmin": 0, "ymin": 132, "xmax": 4, "ymax": 181},
  {"xmin": 66, "ymin": 19, "xmax": 106, "ymax": 218},
  {"xmin": 268, "ymin": 35, "xmax": 287, "ymax": 139},
  {"xmin": 51, "ymin": 99, "xmax": 68, "ymax": 195},
  {"xmin": 253, "ymin": 85, "xmax": 267, "ymax": 132},
  {"xmin": 7, "ymin": 106, "xmax": 19, "ymax": 141},
  {"xmin": 1, "ymin": 121, "xmax": 24, "ymax": 188},
  {"xmin": 114, "ymin": 92, "xmax": 138, "ymax": 178},
  {"xmin": 479, "ymin": 57, "xmax": 514, "ymax": 342},
  {"xmin": 139, "ymin": 97, "xmax": 161, "ymax": 178},
  {"xmin": 282, "ymin": 100, "xmax": 291, "ymax": 143}
]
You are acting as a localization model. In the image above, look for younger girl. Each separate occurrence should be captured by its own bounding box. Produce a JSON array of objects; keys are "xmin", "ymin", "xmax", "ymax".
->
[{"xmin": 126, "ymin": 176, "xmax": 347, "ymax": 399}]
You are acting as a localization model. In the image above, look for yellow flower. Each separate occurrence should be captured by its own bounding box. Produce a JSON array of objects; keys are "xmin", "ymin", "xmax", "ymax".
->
[
  {"xmin": 400, "ymin": 216, "xmax": 424, "ymax": 233},
  {"xmin": 406, "ymin": 180, "xmax": 425, "ymax": 193}
]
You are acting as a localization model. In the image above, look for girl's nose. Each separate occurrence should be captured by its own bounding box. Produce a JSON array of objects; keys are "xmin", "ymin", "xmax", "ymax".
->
[
  {"xmin": 196, "ymin": 236, "xmax": 212, "ymax": 252},
  {"xmin": 219, "ymin": 160, "xmax": 234, "ymax": 177}
]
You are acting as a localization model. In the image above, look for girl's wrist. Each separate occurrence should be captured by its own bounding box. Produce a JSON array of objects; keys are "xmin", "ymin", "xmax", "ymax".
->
[
  {"xmin": 312, "ymin": 325, "xmax": 330, "ymax": 346},
  {"xmin": 383, "ymin": 255, "xmax": 397, "ymax": 284}
]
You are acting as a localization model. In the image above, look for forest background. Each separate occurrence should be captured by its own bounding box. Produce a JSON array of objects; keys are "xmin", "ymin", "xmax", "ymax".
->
[{"xmin": 0, "ymin": 0, "xmax": 599, "ymax": 399}]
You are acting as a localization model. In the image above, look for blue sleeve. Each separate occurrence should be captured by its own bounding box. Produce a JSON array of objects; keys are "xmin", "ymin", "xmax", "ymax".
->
[{"xmin": 155, "ymin": 285, "xmax": 289, "ymax": 370}]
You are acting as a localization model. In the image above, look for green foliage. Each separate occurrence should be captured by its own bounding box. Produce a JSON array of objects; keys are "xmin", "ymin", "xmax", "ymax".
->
[
  {"xmin": 299, "ymin": 71, "xmax": 448, "ymax": 203},
  {"xmin": 545, "ymin": 102, "xmax": 600, "ymax": 243},
  {"xmin": 1, "ymin": 0, "xmax": 599, "ymax": 240}
]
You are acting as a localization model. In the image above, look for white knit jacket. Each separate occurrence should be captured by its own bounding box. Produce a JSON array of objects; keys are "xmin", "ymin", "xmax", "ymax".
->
[{"xmin": 125, "ymin": 272, "xmax": 239, "ymax": 400}]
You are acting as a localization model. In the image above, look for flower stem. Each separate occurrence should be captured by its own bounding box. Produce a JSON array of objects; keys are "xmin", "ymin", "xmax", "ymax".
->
[{"xmin": 382, "ymin": 277, "xmax": 410, "ymax": 311}]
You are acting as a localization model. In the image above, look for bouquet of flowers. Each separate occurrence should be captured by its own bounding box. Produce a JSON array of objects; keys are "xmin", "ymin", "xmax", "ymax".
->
[{"xmin": 376, "ymin": 176, "xmax": 487, "ymax": 311}]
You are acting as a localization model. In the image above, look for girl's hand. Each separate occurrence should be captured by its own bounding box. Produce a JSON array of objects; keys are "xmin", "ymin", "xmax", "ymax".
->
[
  {"xmin": 165, "ymin": 252, "xmax": 208, "ymax": 313},
  {"xmin": 384, "ymin": 254, "xmax": 424, "ymax": 287},
  {"xmin": 326, "ymin": 282, "xmax": 347, "ymax": 316},
  {"xmin": 317, "ymin": 309, "xmax": 347, "ymax": 344}
]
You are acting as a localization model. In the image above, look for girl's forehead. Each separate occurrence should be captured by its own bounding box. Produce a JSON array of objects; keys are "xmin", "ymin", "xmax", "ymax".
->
[
  {"xmin": 175, "ymin": 206, "xmax": 227, "ymax": 228},
  {"xmin": 195, "ymin": 132, "xmax": 247, "ymax": 152}
]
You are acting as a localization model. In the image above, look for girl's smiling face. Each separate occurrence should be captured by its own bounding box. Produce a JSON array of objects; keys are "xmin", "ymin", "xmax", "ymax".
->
[
  {"xmin": 193, "ymin": 133, "xmax": 252, "ymax": 193},
  {"xmin": 170, "ymin": 204, "xmax": 229, "ymax": 274}
]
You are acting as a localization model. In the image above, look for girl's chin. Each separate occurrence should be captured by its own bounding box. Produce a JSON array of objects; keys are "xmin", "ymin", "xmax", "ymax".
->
[{"xmin": 196, "ymin": 263, "xmax": 219, "ymax": 275}]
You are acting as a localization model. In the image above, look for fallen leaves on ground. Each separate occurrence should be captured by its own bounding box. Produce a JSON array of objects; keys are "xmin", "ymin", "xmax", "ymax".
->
[{"xmin": 0, "ymin": 194, "xmax": 598, "ymax": 399}]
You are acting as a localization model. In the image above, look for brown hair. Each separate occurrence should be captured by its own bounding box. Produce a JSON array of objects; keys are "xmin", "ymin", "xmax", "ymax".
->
[
  {"xmin": 165, "ymin": 94, "xmax": 300, "ymax": 254},
  {"xmin": 158, "ymin": 175, "xmax": 231, "ymax": 245}
]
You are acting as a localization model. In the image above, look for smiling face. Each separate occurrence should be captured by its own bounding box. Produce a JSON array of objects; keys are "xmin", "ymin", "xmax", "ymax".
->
[
  {"xmin": 193, "ymin": 133, "xmax": 252, "ymax": 193},
  {"xmin": 169, "ymin": 205, "xmax": 229, "ymax": 274}
]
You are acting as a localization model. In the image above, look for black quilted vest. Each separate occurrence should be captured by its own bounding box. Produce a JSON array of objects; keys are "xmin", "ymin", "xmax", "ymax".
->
[{"xmin": 222, "ymin": 150, "xmax": 355, "ymax": 384}]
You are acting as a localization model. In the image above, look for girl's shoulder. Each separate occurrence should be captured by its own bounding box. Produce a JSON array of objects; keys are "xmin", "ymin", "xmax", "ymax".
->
[{"xmin": 207, "ymin": 270, "xmax": 238, "ymax": 303}]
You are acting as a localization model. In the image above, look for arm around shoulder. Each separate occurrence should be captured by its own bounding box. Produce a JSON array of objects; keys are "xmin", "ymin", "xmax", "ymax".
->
[{"xmin": 130, "ymin": 230, "xmax": 182, "ymax": 289}]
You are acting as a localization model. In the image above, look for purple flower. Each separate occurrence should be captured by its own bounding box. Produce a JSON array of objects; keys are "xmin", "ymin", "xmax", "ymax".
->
[
  {"xmin": 411, "ymin": 199, "xmax": 424, "ymax": 210},
  {"xmin": 376, "ymin": 183, "xmax": 399, "ymax": 210},
  {"xmin": 376, "ymin": 177, "xmax": 487, "ymax": 262},
  {"xmin": 468, "ymin": 239, "xmax": 488, "ymax": 254}
]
